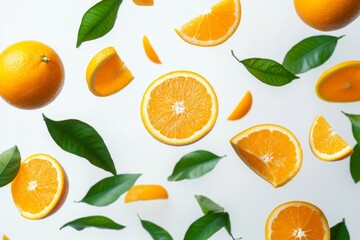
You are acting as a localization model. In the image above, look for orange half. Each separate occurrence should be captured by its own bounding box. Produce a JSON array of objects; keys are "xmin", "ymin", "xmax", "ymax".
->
[
  {"xmin": 228, "ymin": 90, "xmax": 252, "ymax": 120},
  {"xmin": 143, "ymin": 35, "xmax": 161, "ymax": 64},
  {"xmin": 125, "ymin": 185, "xmax": 168, "ymax": 203}
]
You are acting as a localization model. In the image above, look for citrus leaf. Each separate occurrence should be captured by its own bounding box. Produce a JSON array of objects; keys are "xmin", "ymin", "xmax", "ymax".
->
[
  {"xmin": 0, "ymin": 146, "xmax": 21, "ymax": 187},
  {"xmin": 79, "ymin": 174, "xmax": 141, "ymax": 206},
  {"xmin": 350, "ymin": 144, "xmax": 360, "ymax": 183},
  {"xmin": 283, "ymin": 35, "xmax": 343, "ymax": 74},
  {"xmin": 343, "ymin": 112, "xmax": 360, "ymax": 143},
  {"xmin": 168, "ymin": 150, "xmax": 224, "ymax": 181},
  {"xmin": 139, "ymin": 217, "xmax": 173, "ymax": 240},
  {"xmin": 60, "ymin": 216, "xmax": 125, "ymax": 231},
  {"xmin": 77, "ymin": 0, "xmax": 122, "ymax": 48},
  {"xmin": 195, "ymin": 195, "xmax": 224, "ymax": 215},
  {"xmin": 43, "ymin": 114, "xmax": 117, "ymax": 175},
  {"xmin": 331, "ymin": 219, "xmax": 350, "ymax": 240}
]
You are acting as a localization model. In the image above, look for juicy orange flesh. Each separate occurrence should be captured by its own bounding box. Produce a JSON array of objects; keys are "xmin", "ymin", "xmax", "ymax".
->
[
  {"xmin": 147, "ymin": 76, "xmax": 212, "ymax": 139},
  {"xmin": 125, "ymin": 185, "xmax": 168, "ymax": 202}
]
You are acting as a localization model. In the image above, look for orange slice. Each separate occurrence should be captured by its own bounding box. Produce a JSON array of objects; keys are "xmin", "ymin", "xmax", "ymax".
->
[
  {"xmin": 227, "ymin": 90, "xmax": 252, "ymax": 120},
  {"xmin": 133, "ymin": 0, "xmax": 153, "ymax": 6},
  {"xmin": 86, "ymin": 47, "xmax": 134, "ymax": 97},
  {"xmin": 11, "ymin": 154, "xmax": 68, "ymax": 220},
  {"xmin": 316, "ymin": 61, "xmax": 360, "ymax": 102},
  {"xmin": 125, "ymin": 184, "xmax": 168, "ymax": 203},
  {"xmin": 265, "ymin": 201, "xmax": 330, "ymax": 240},
  {"xmin": 141, "ymin": 71, "xmax": 218, "ymax": 146},
  {"xmin": 309, "ymin": 115, "xmax": 353, "ymax": 161},
  {"xmin": 175, "ymin": 0, "xmax": 241, "ymax": 46},
  {"xmin": 3, "ymin": 235, "xmax": 9, "ymax": 240},
  {"xmin": 143, "ymin": 35, "xmax": 161, "ymax": 64},
  {"xmin": 230, "ymin": 124, "xmax": 302, "ymax": 188}
]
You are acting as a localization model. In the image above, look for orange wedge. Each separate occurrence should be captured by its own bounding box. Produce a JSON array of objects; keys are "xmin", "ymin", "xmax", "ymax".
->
[
  {"xmin": 143, "ymin": 35, "xmax": 161, "ymax": 64},
  {"xmin": 228, "ymin": 90, "xmax": 252, "ymax": 120},
  {"xmin": 86, "ymin": 47, "xmax": 134, "ymax": 97},
  {"xmin": 141, "ymin": 70, "xmax": 218, "ymax": 146},
  {"xmin": 125, "ymin": 184, "xmax": 168, "ymax": 203},
  {"xmin": 11, "ymin": 154, "xmax": 68, "ymax": 220},
  {"xmin": 309, "ymin": 115, "xmax": 353, "ymax": 161},
  {"xmin": 175, "ymin": 0, "xmax": 241, "ymax": 46},
  {"xmin": 316, "ymin": 61, "xmax": 360, "ymax": 102},
  {"xmin": 3, "ymin": 235, "xmax": 9, "ymax": 240},
  {"xmin": 230, "ymin": 124, "xmax": 302, "ymax": 188},
  {"xmin": 266, "ymin": 201, "xmax": 330, "ymax": 240},
  {"xmin": 133, "ymin": 0, "xmax": 153, "ymax": 6}
]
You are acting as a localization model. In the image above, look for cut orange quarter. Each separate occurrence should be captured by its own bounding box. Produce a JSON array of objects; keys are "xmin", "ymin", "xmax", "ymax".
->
[
  {"xmin": 175, "ymin": 0, "xmax": 241, "ymax": 46},
  {"xmin": 309, "ymin": 115, "xmax": 353, "ymax": 161},
  {"xmin": 228, "ymin": 90, "xmax": 252, "ymax": 120},
  {"xmin": 143, "ymin": 35, "xmax": 161, "ymax": 64},
  {"xmin": 86, "ymin": 47, "xmax": 134, "ymax": 97},
  {"xmin": 265, "ymin": 201, "xmax": 330, "ymax": 240},
  {"xmin": 125, "ymin": 184, "xmax": 168, "ymax": 203},
  {"xmin": 11, "ymin": 154, "xmax": 68, "ymax": 220},
  {"xmin": 132, "ymin": 0, "xmax": 153, "ymax": 6},
  {"xmin": 141, "ymin": 71, "xmax": 218, "ymax": 146},
  {"xmin": 316, "ymin": 61, "xmax": 360, "ymax": 102},
  {"xmin": 230, "ymin": 124, "xmax": 302, "ymax": 188}
]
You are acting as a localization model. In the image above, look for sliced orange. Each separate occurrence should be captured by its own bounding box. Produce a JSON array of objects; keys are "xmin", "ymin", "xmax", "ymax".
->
[
  {"xmin": 309, "ymin": 115, "xmax": 353, "ymax": 161},
  {"xmin": 316, "ymin": 61, "xmax": 360, "ymax": 102},
  {"xmin": 86, "ymin": 47, "xmax": 134, "ymax": 97},
  {"xmin": 132, "ymin": 0, "xmax": 153, "ymax": 6},
  {"xmin": 141, "ymin": 71, "xmax": 218, "ymax": 146},
  {"xmin": 175, "ymin": 0, "xmax": 241, "ymax": 47},
  {"xmin": 143, "ymin": 35, "xmax": 161, "ymax": 64},
  {"xmin": 265, "ymin": 201, "xmax": 330, "ymax": 240},
  {"xmin": 227, "ymin": 90, "xmax": 252, "ymax": 120},
  {"xmin": 11, "ymin": 154, "xmax": 68, "ymax": 220},
  {"xmin": 125, "ymin": 184, "xmax": 168, "ymax": 203},
  {"xmin": 230, "ymin": 124, "xmax": 302, "ymax": 188}
]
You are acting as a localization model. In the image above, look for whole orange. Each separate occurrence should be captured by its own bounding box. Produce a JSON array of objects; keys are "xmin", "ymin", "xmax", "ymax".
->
[
  {"xmin": 294, "ymin": 0, "xmax": 360, "ymax": 31},
  {"xmin": 0, "ymin": 41, "xmax": 64, "ymax": 109}
]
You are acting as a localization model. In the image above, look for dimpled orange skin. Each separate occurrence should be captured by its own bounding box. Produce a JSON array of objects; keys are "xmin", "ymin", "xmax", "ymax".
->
[{"xmin": 0, "ymin": 41, "xmax": 64, "ymax": 109}]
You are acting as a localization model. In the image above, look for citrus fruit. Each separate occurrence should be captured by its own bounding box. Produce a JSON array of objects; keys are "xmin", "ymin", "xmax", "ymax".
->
[
  {"xmin": 125, "ymin": 184, "xmax": 168, "ymax": 203},
  {"xmin": 175, "ymin": 0, "xmax": 241, "ymax": 46},
  {"xmin": 3, "ymin": 235, "xmax": 9, "ymax": 240},
  {"xmin": 133, "ymin": 0, "xmax": 153, "ymax": 6},
  {"xmin": 227, "ymin": 90, "xmax": 252, "ymax": 120},
  {"xmin": 0, "ymin": 40, "xmax": 64, "ymax": 109},
  {"xmin": 294, "ymin": 0, "xmax": 360, "ymax": 31},
  {"xmin": 309, "ymin": 115, "xmax": 353, "ymax": 161},
  {"xmin": 316, "ymin": 61, "xmax": 360, "ymax": 102},
  {"xmin": 143, "ymin": 35, "xmax": 161, "ymax": 64},
  {"xmin": 86, "ymin": 46, "xmax": 134, "ymax": 97},
  {"xmin": 230, "ymin": 124, "xmax": 302, "ymax": 188},
  {"xmin": 265, "ymin": 201, "xmax": 330, "ymax": 240},
  {"xmin": 141, "ymin": 71, "xmax": 218, "ymax": 146},
  {"xmin": 11, "ymin": 154, "xmax": 68, "ymax": 220}
]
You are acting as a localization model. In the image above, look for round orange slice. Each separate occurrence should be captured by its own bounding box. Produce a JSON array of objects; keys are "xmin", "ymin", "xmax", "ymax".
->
[
  {"xmin": 265, "ymin": 201, "xmax": 330, "ymax": 240},
  {"xmin": 86, "ymin": 47, "xmax": 134, "ymax": 97},
  {"xmin": 125, "ymin": 184, "xmax": 168, "ymax": 203},
  {"xmin": 316, "ymin": 61, "xmax": 360, "ymax": 102},
  {"xmin": 230, "ymin": 124, "xmax": 302, "ymax": 188},
  {"xmin": 227, "ymin": 90, "xmax": 252, "ymax": 120},
  {"xmin": 309, "ymin": 115, "xmax": 353, "ymax": 161},
  {"xmin": 141, "ymin": 71, "xmax": 218, "ymax": 146},
  {"xmin": 11, "ymin": 154, "xmax": 68, "ymax": 220},
  {"xmin": 175, "ymin": 0, "xmax": 241, "ymax": 47},
  {"xmin": 143, "ymin": 35, "xmax": 161, "ymax": 64}
]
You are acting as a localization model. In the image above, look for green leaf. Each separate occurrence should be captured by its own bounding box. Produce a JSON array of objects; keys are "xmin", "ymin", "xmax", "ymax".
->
[
  {"xmin": 331, "ymin": 219, "xmax": 350, "ymax": 240},
  {"xmin": 0, "ymin": 146, "xmax": 21, "ymax": 187},
  {"xmin": 283, "ymin": 35, "xmax": 343, "ymax": 74},
  {"xmin": 76, "ymin": 0, "xmax": 123, "ymax": 47},
  {"xmin": 195, "ymin": 195, "xmax": 224, "ymax": 215},
  {"xmin": 232, "ymin": 51, "xmax": 299, "ymax": 86},
  {"xmin": 168, "ymin": 150, "xmax": 224, "ymax": 181},
  {"xmin": 139, "ymin": 217, "xmax": 173, "ymax": 240},
  {"xmin": 60, "ymin": 216, "xmax": 125, "ymax": 231},
  {"xmin": 350, "ymin": 144, "xmax": 360, "ymax": 183},
  {"xmin": 79, "ymin": 174, "xmax": 141, "ymax": 206},
  {"xmin": 343, "ymin": 112, "xmax": 360, "ymax": 143},
  {"xmin": 43, "ymin": 114, "xmax": 117, "ymax": 175}
]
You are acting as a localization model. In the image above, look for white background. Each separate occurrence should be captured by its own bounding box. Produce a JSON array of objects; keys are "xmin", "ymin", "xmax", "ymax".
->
[{"xmin": 1, "ymin": 0, "xmax": 360, "ymax": 239}]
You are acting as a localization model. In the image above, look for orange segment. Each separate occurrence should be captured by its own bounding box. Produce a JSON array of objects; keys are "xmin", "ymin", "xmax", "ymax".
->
[
  {"xmin": 11, "ymin": 154, "xmax": 68, "ymax": 220},
  {"xmin": 86, "ymin": 47, "xmax": 134, "ymax": 97},
  {"xmin": 309, "ymin": 115, "xmax": 353, "ymax": 161},
  {"xmin": 175, "ymin": 0, "xmax": 241, "ymax": 46},
  {"xmin": 141, "ymin": 71, "xmax": 218, "ymax": 146},
  {"xmin": 265, "ymin": 201, "xmax": 330, "ymax": 240},
  {"xmin": 132, "ymin": 0, "xmax": 153, "ymax": 6},
  {"xmin": 3, "ymin": 235, "xmax": 9, "ymax": 240},
  {"xmin": 228, "ymin": 90, "xmax": 252, "ymax": 120},
  {"xmin": 316, "ymin": 61, "xmax": 360, "ymax": 102},
  {"xmin": 143, "ymin": 35, "xmax": 161, "ymax": 64},
  {"xmin": 125, "ymin": 184, "xmax": 168, "ymax": 203},
  {"xmin": 230, "ymin": 124, "xmax": 302, "ymax": 188}
]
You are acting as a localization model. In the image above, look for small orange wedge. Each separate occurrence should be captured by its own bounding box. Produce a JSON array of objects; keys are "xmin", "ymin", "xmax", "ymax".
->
[
  {"xmin": 125, "ymin": 185, "xmax": 168, "ymax": 203},
  {"xmin": 228, "ymin": 90, "xmax": 252, "ymax": 120},
  {"xmin": 133, "ymin": 0, "xmax": 153, "ymax": 6},
  {"xmin": 3, "ymin": 235, "xmax": 9, "ymax": 240},
  {"xmin": 143, "ymin": 35, "xmax": 161, "ymax": 64}
]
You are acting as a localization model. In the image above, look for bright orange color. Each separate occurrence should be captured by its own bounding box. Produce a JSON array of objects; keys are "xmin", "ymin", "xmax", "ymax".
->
[
  {"xmin": 125, "ymin": 184, "xmax": 168, "ymax": 203},
  {"xmin": 141, "ymin": 71, "xmax": 218, "ymax": 146},
  {"xmin": 86, "ymin": 47, "xmax": 134, "ymax": 97},
  {"xmin": 228, "ymin": 90, "xmax": 252, "ymax": 120},
  {"xmin": 316, "ymin": 61, "xmax": 360, "ymax": 102},
  {"xmin": 294, "ymin": 0, "xmax": 360, "ymax": 31},
  {"xmin": 3, "ymin": 235, "xmax": 9, "ymax": 240},
  {"xmin": 309, "ymin": 115, "xmax": 353, "ymax": 161},
  {"xmin": 175, "ymin": 0, "xmax": 241, "ymax": 46},
  {"xmin": 143, "ymin": 35, "xmax": 161, "ymax": 64},
  {"xmin": 132, "ymin": 0, "xmax": 153, "ymax": 6},
  {"xmin": 265, "ymin": 201, "xmax": 330, "ymax": 240},
  {"xmin": 11, "ymin": 154, "xmax": 68, "ymax": 220},
  {"xmin": 0, "ymin": 41, "xmax": 64, "ymax": 109},
  {"xmin": 230, "ymin": 124, "xmax": 302, "ymax": 188}
]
